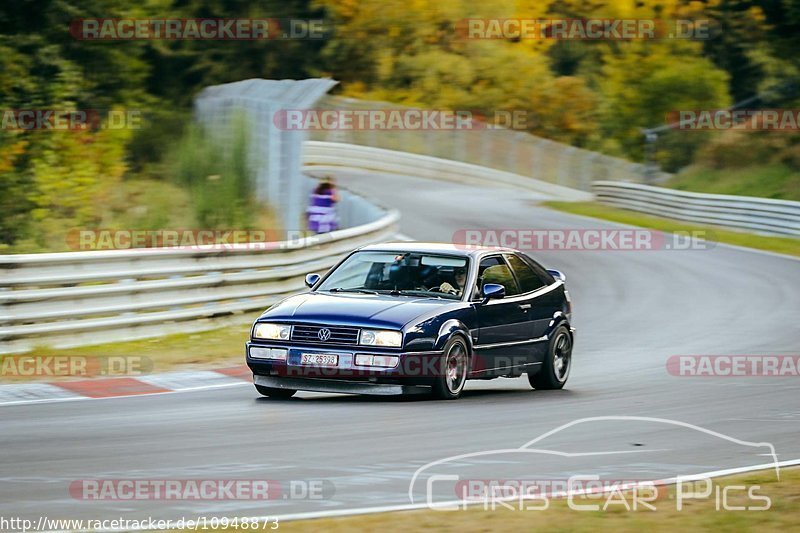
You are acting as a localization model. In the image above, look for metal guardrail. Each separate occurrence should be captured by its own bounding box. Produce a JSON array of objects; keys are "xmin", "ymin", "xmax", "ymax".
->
[
  {"xmin": 593, "ymin": 181, "xmax": 800, "ymax": 237},
  {"xmin": 0, "ymin": 210, "xmax": 399, "ymax": 354},
  {"xmin": 302, "ymin": 141, "xmax": 593, "ymax": 202}
]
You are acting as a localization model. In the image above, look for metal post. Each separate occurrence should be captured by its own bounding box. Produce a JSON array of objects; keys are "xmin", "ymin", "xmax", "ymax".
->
[{"xmin": 642, "ymin": 130, "xmax": 658, "ymax": 184}]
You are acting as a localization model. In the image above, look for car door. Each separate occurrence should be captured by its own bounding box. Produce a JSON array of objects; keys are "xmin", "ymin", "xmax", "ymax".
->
[
  {"xmin": 506, "ymin": 253, "xmax": 563, "ymax": 365},
  {"xmin": 472, "ymin": 255, "xmax": 530, "ymax": 376}
]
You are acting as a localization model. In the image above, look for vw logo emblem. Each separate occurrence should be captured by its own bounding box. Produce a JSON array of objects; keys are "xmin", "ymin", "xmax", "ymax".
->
[{"xmin": 317, "ymin": 328, "xmax": 331, "ymax": 341}]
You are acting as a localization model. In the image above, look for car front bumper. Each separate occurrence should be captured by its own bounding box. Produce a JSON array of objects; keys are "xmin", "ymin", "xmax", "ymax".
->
[
  {"xmin": 253, "ymin": 374, "xmax": 430, "ymax": 395},
  {"xmin": 246, "ymin": 341, "xmax": 444, "ymax": 385}
]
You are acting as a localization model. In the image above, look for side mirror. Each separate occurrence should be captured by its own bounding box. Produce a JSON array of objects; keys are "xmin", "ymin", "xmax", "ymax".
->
[
  {"xmin": 305, "ymin": 273, "xmax": 321, "ymax": 288},
  {"xmin": 481, "ymin": 283, "xmax": 505, "ymax": 303},
  {"xmin": 547, "ymin": 269, "xmax": 566, "ymax": 283}
]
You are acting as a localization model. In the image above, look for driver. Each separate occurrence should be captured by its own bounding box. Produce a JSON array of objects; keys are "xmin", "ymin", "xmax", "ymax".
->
[{"xmin": 439, "ymin": 267, "xmax": 467, "ymax": 296}]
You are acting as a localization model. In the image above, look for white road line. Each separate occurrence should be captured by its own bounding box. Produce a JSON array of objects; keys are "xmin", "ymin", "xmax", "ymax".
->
[
  {"xmin": 0, "ymin": 381, "xmax": 250, "ymax": 408},
  {"xmin": 262, "ymin": 457, "xmax": 800, "ymax": 521},
  {"xmin": 43, "ymin": 458, "xmax": 800, "ymax": 532}
]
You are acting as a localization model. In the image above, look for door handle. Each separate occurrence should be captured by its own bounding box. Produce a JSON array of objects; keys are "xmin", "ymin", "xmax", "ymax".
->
[{"xmin": 519, "ymin": 304, "xmax": 532, "ymax": 309}]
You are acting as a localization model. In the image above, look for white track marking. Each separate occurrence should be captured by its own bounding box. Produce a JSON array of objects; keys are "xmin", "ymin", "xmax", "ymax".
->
[
  {"xmin": 41, "ymin": 458, "xmax": 800, "ymax": 532},
  {"xmin": 0, "ymin": 381, "xmax": 249, "ymax": 407}
]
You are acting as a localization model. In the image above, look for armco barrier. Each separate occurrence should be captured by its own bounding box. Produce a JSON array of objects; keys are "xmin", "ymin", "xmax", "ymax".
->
[
  {"xmin": 0, "ymin": 210, "xmax": 398, "ymax": 354},
  {"xmin": 592, "ymin": 181, "xmax": 800, "ymax": 237},
  {"xmin": 302, "ymin": 141, "xmax": 593, "ymax": 202}
]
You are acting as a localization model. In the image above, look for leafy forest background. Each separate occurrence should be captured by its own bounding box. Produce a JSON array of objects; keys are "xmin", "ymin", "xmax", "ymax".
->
[{"xmin": 2, "ymin": 0, "xmax": 800, "ymax": 252}]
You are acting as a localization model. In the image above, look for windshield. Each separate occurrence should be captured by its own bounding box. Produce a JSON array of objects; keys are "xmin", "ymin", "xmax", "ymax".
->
[{"xmin": 317, "ymin": 251, "xmax": 470, "ymax": 300}]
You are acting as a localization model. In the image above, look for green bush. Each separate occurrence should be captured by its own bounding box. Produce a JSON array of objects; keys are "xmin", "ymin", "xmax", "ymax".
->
[{"xmin": 170, "ymin": 117, "xmax": 257, "ymax": 229}]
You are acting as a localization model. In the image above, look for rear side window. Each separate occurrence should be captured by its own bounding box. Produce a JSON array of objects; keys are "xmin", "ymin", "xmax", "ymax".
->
[
  {"xmin": 505, "ymin": 254, "xmax": 545, "ymax": 293},
  {"xmin": 475, "ymin": 256, "xmax": 520, "ymax": 298},
  {"xmin": 520, "ymin": 254, "xmax": 556, "ymax": 286}
]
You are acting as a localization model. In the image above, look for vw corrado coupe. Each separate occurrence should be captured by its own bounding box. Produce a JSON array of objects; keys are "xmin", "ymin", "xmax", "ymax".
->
[{"xmin": 246, "ymin": 243, "xmax": 574, "ymax": 400}]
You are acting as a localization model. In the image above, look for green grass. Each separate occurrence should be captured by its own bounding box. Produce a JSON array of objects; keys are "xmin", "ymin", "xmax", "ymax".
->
[
  {"xmin": 180, "ymin": 467, "xmax": 800, "ymax": 532},
  {"xmin": 2, "ymin": 176, "xmax": 280, "ymax": 254},
  {"xmin": 665, "ymin": 164, "xmax": 800, "ymax": 201},
  {"xmin": 0, "ymin": 322, "xmax": 252, "ymax": 383},
  {"xmin": 543, "ymin": 201, "xmax": 800, "ymax": 257}
]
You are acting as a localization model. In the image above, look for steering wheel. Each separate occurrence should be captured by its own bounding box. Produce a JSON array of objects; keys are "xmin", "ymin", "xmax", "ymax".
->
[{"xmin": 429, "ymin": 285, "xmax": 459, "ymax": 295}]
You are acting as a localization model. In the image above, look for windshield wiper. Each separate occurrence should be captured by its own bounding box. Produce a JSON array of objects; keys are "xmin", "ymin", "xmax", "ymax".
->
[
  {"xmin": 327, "ymin": 287, "xmax": 379, "ymax": 295},
  {"xmin": 385, "ymin": 289, "xmax": 448, "ymax": 299}
]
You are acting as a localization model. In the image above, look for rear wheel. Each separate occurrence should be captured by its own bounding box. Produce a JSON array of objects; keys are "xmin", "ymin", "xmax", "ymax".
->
[
  {"xmin": 529, "ymin": 325, "xmax": 572, "ymax": 390},
  {"xmin": 432, "ymin": 336, "xmax": 469, "ymax": 400},
  {"xmin": 255, "ymin": 384, "xmax": 296, "ymax": 399}
]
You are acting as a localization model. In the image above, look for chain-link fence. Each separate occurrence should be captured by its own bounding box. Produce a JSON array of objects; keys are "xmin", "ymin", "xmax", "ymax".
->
[
  {"xmin": 310, "ymin": 96, "xmax": 670, "ymax": 191},
  {"xmin": 195, "ymin": 79, "xmax": 337, "ymax": 231},
  {"xmin": 196, "ymin": 82, "xmax": 670, "ymax": 207}
]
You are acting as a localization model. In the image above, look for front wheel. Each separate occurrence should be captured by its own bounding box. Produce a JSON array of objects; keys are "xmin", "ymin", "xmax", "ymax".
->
[
  {"xmin": 255, "ymin": 384, "xmax": 296, "ymax": 399},
  {"xmin": 432, "ymin": 336, "xmax": 469, "ymax": 400},
  {"xmin": 529, "ymin": 325, "xmax": 572, "ymax": 390}
]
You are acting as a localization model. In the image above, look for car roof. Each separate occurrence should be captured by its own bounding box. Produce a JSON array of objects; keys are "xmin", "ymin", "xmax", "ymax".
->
[{"xmin": 358, "ymin": 241, "xmax": 516, "ymax": 258}]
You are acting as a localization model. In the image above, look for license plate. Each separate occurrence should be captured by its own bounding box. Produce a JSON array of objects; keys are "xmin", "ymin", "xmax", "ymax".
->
[{"xmin": 300, "ymin": 353, "xmax": 339, "ymax": 367}]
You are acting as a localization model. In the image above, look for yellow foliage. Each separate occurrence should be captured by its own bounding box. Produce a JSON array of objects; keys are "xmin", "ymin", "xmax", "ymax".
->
[
  {"xmin": 27, "ymin": 117, "xmax": 132, "ymax": 249},
  {"xmin": 0, "ymin": 139, "xmax": 27, "ymax": 173}
]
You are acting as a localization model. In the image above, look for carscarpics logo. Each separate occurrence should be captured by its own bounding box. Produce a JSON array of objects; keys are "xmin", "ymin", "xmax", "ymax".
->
[{"xmin": 317, "ymin": 328, "xmax": 332, "ymax": 341}]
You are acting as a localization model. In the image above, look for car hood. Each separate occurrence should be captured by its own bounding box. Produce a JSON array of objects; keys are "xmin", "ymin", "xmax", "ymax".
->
[{"xmin": 259, "ymin": 291, "xmax": 461, "ymax": 329}]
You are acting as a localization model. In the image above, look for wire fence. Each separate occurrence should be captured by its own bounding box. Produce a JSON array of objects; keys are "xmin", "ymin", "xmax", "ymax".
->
[{"xmin": 310, "ymin": 96, "xmax": 671, "ymax": 191}]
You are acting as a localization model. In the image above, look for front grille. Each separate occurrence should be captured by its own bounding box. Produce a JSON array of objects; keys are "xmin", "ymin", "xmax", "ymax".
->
[{"xmin": 291, "ymin": 324, "xmax": 360, "ymax": 345}]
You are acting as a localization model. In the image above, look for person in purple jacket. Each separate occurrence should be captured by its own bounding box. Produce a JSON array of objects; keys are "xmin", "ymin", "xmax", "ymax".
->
[{"xmin": 306, "ymin": 177, "xmax": 340, "ymax": 234}]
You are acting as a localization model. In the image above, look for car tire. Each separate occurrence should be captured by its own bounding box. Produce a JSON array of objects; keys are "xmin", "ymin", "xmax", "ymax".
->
[
  {"xmin": 432, "ymin": 336, "xmax": 469, "ymax": 400},
  {"xmin": 529, "ymin": 324, "xmax": 572, "ymax": 390},
  {"xmin": 255, "ymin": 384, "xmax": 297, "ymax": 399}
]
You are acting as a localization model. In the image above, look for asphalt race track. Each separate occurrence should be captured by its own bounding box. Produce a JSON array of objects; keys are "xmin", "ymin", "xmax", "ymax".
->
[{"xmin": 1, "ymin": 171, "xmax": 799, "ymax": 523}]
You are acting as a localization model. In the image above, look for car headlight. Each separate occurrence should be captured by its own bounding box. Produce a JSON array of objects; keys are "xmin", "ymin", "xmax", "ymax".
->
[
  {"xmin": 253, "ymin": 323, "xmax": 291, "ymax": 340},
  {"xmin": 359, "ymin": 329, "xmax": 402, "ymax": 347}
]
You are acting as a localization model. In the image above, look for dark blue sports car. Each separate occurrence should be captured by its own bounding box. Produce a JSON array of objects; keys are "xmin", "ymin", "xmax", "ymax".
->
[{"xmin": 246, "ymin": 242, "xmax": 574, "ymax": 400}]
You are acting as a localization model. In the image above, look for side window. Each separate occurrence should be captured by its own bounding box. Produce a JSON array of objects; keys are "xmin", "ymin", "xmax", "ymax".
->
[
  {"xmin": 520, "ymin": 254, "xmax": 556, "ymax": 286},
  {"xmin": 475, "ymin": 256, "xmax": 520, "ymax": 298},
  {"xmin": 505, "ymin": 254, "xmax": 546, "ymax": 293}
]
